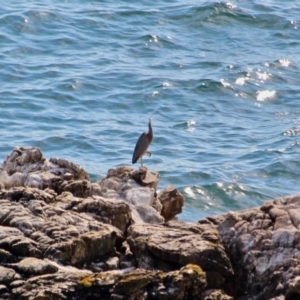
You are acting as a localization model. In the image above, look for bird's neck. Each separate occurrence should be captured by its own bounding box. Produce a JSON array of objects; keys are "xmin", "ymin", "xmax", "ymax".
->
[{"xmin": 148, "ymin": 122, "xmax": 153, "ymax": 141}]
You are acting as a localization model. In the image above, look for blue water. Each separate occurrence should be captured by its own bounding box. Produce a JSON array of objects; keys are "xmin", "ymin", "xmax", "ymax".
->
[{"xmin": 1, "ymin": 1, "xmax": 300, "ymax": 222}]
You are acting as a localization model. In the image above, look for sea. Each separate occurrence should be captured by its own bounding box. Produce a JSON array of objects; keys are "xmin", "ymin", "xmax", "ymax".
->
[{"xmin": 1, "ymin": 0, "xmax": 300, "ymax": 222}]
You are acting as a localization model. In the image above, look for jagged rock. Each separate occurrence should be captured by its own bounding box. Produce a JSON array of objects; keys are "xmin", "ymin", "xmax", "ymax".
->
[
  {"xmin": 60, "ymin": 179, "xmax": 92, "ymax": 197},
  {"xmin": 12, "ymin": 265, "xmax": 92, "ymax": 300},
  {"xmin": 73, "ymin": 195, "xmax": 132, "ymax": 233},
  {"xmin": 0, "ymin": 186, "xmax": 56, "ymax": 203},
  {"xmin": 78, "ymin": 264, "xmax": 207, "ymax": 300},
  {"xmin": 24, "ymin": 170, "xmax": 63, "ymax": 191},
  {"xmin": 0, "ymin": 170, "xmax": 25, "ymax": 189},
  {"xmin": 131, "ymin": 167, "xmax": 159, "ymax": 190},
  {"xmin": 0, "ymin": 147, "xmax": 89, "ymax": 192},
  {"xmin": 135, "ymin": 205, "xmax": 164, "ymax": 224},
  {"xmin": 3, "ymin": 146, "xmax": 300, "ymax": 299},
  {"xmin": 0, "ymin": 224, "xmax": 42, "ymax": 258},
  {"xmin": 158, "ymin": 185, "xmax": 185, "ymax": 221},
  {"xmin": 211, "ymin": 193, "xmax": 300, "ymax": 299},
  {"xmin": 0, "ymin": 196, "xmax": 123, "ymax": 267},
  {"xmin": 2, "ymin": 146, "xmax": 44, "ymax": 175},
  {"xmin": 49, "ymin": 157, "xmax": 89, "ymax": 180},
  {"xmin": 100, "ymin": 166, "xmax": 167, "ymax": 224},
  {"xmin": 127, "ymin": 220, "xmax": 234, "ymax": 290}
]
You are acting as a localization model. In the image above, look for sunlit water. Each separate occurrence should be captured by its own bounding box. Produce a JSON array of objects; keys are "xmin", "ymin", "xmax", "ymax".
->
[{"xmin": 1, "ymin": 1, "xmax": 300, "ymax": 221}]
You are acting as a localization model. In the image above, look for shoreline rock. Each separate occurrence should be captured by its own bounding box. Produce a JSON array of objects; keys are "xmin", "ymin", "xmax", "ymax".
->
[{"xmin": 0, "ymin": 146, "xmax": 299, "ymax": 299}]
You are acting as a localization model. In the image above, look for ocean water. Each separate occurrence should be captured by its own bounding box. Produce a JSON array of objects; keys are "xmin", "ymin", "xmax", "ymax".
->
[{"xmin": 1, "ymin": 1, "xmax": 300, "ymax": 222}]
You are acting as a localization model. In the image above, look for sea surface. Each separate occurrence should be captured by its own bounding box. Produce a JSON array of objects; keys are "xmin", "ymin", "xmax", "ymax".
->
[{"xmin": 1, "ymin": 0, "xmax": 300, "ymax": 222}]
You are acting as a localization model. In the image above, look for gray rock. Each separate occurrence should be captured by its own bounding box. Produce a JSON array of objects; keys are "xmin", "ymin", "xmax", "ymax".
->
[
  {"xmin": 127, "ymin": 221, "xmax": 234, "ymax": 285},
  {"xmin": 7, "ymin": 257, "xmax": 58, "ymax": 275},
  {"xmin": 158, "ymin": 185, "xmax": 185, "ymax": 221}
]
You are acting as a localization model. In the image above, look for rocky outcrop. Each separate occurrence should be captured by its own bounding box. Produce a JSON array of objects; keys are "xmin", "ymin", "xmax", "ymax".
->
[
  {"xmin": 1, "ymin": 146, "xmax": 300, "ymax": 299},
  {"xmin": 206, "ymin": 193, "xmax": 300, "ymax": 300}
]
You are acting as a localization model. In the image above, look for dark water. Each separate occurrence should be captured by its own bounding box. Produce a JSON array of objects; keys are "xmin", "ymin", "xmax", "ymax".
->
[{"xmin": 1, "ymin": 1, "xmax": 300, "ymax": 221}]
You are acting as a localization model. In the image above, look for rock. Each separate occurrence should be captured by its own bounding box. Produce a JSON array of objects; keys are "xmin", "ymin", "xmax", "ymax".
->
[
  {"xmin": 60, "ymin": 180, "xmax": 92, "ymax": 197},
  {"xmin": 131, "ymin": 167, "xmax": 159, "ymax": 190},
  {"xmin": 100, "ymin": 166, "xmax": 170, "ymax": 224},
  {"xmin": 200, "ymin": 289, "xmax": 233, "ymax": 300},
  {"xmin": 3, "ymin": 146, "xmax": 300, "ymax": 299},
  {"xmin": 24, "ymin": 170, "xmax": 63, "ymax": 191},
  {"xmin": 0, "ymin": 224, "xmax": 42, "ymax": 258},
  {"xmin": 0, "ymin": 266, "xmax": 21, "ymax": 284},
  {"xmin": 106, "ymin": 256, "xmax": 120, "ymax": 270},
  {"xmin": 123, "ymin": 186, "xmax": 155, "ymax": 206},
  {"xmin": 78, "ymin": 264, "xmax": 207, "ymax": 300},
  {"xmin": 12, "ymin": 266, "xmax": 92, "ymax": 300},
  {"xmin": 286, "ymin": 276, "xmax": 300, "ymax": 300},
  {"xmin": 74, "ymin": 195, "xmax": 132, "ymax": 233},
  {"xmin": 127, "ymin": 221, "xmax": 234, "ymax": 287},
  {"xmin": 158, "ymin": 185, "xmax": 185, "ymax": 221},
  {"xmin": 1, "ymin": 146, "xmax": 44, "ymax": 175},
  {"xmin": 43, "ymin": 222, "xmax": 123, "ymax": 267},
  {"xmin": 49, "ymin": 157, "xmax": 89, "ymax": 180},
  {"xmin": 135, "ymin": 205, "xmax": 164, "ymax": 224},
  {"xmin": 0, "ymin": 170, "xmax": 25, "ymax": 189},
  {"xmin": 0, "ymin": 249, "xmax": 15, "ymax": 263},
  {"xmin": 0, "ymin": 284, "xmax": 8, "ymax": 294},
  {"xmin": 214, "ymin": 193, "xmax": 300, "ymax": 299},
  {"xmin": 7, "ymin": 257, "xmax": 58, "ymax": 275},
  {"xmin": 0, "ymin": 195, "xmax": 123, "ymax": 267},
  {"xmin": 0, "ymin": 186, "xmax": 56, "ymax": 203},
  {"xmin": 0, "ymin": 147, "xmax": 89, "ymax": 192}
]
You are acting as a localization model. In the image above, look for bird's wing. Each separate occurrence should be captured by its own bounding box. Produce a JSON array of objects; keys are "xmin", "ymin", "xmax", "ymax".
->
[{"xmin": 132, "ymin": 132, "xmax": 149, "ymax": 164}]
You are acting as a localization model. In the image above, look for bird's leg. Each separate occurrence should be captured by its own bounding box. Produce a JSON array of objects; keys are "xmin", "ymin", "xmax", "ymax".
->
[
  {"xmin": 146, "ymin": 151, "xmax": 151, "ymax": 157},
  {"xmin": 140, "ymin": 157, "xmax": 143, "ymax": 167}
]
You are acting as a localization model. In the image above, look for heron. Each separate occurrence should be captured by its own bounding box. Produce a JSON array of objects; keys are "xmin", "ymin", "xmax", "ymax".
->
[{"xmin": 132, "ymin": 118, "xmax": 153, "ymax": 167}]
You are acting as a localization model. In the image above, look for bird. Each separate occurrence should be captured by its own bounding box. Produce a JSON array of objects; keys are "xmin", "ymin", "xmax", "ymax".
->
[{"xmin": 132, "ymin": 118, "xmax": 153, "ymax": 167}]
